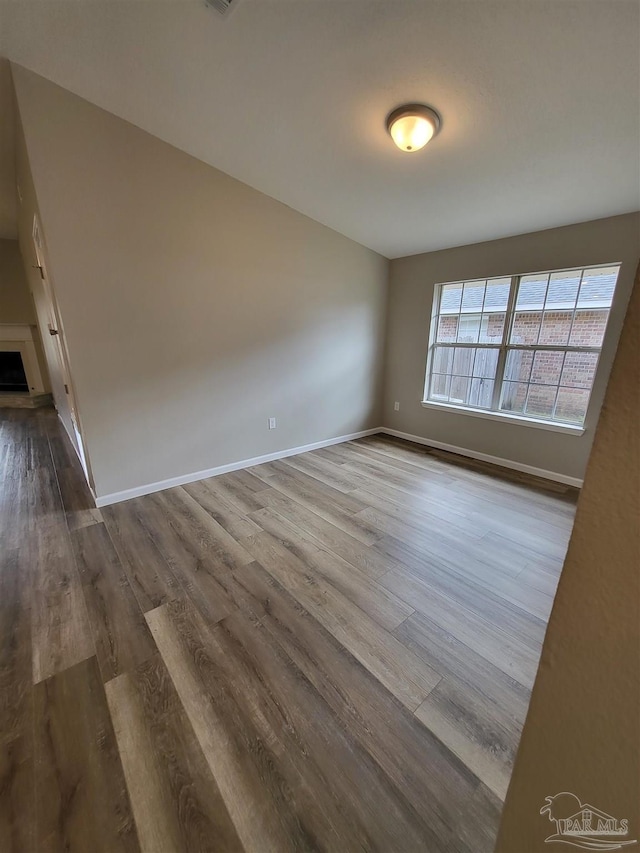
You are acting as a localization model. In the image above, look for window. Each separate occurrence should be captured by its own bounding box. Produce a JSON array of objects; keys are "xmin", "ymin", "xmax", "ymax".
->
[{"xmin": 424, "ymin": 264, "xmax": 620, "ymax": 428}]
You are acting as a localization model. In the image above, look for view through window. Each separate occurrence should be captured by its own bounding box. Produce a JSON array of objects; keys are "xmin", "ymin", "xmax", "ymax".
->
[{"xmin": 425, "ymin": 264, "xmax": 620, "ymax": 426}]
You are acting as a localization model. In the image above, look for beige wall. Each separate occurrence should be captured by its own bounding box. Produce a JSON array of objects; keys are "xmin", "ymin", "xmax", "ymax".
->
[
  {"xmin": 384, "ymin": 214, "xmax": 640, "ymax": 481},
  {"xmin": 0, "ymin": 237, "xmax": 35, "ymax": 324},
  {"xmin": 496, "ymin": 263, "xmax": 640, "ymax": 850},
  {"xmin": 12, "ymin": 65, "xmax": 388, "ymax": 501},
  {"xmin": 0, "ymin": 59, "xmax": 17, "ymax": 240}
]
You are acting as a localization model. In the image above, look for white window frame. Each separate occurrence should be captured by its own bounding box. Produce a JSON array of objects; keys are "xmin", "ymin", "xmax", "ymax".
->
[{"xmin": 422, "ymin": 263, "xmax": 621, "ymax": 435}]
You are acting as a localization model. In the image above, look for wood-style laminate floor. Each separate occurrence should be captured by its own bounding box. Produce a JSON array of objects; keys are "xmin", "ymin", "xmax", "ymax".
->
[{"xmin": 0, "ymin": 407, "xmax": 578, "ymax": 852}]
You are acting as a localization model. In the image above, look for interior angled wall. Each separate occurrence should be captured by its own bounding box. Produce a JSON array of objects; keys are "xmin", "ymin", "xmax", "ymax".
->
[
  {"xmin": 496, "ymin": 262, "xmax": 640, "ymax": 851},
  {"xmin": 12, "ymin": 65, "xmax": 388, "ymax": 502}
]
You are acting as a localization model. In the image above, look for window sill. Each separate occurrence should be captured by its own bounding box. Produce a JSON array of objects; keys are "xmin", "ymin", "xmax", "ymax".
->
[{"xmin": 420, "ymin": 400, "xmax": 585, "ymax": 435}]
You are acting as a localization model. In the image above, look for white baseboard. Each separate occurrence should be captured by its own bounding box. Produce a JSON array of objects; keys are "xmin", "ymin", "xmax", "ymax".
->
[
  {"xmin": 57, "ymin": 412, "xmax": 97, "ymax": 500},
  {"xmin": 93, "ymin": 422, "xmax": 581, "ymax": 507},
  {"xmin": 95, "ymin": 427, "xmax": 382, "ymax": 507},
  {"xmin": 379, "ymin": 427, "xmax": 584, "ymax": 488}
]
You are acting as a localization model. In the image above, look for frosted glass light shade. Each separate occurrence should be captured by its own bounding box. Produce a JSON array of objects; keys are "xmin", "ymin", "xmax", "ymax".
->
[{"xmin": 386, "ymin": 104, "xmax": 441, "ymax": 152}]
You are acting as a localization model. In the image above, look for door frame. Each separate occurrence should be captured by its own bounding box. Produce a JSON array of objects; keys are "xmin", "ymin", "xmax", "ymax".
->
[{"xmin": 32, "ymin": 214, "xmax": 96, "ymax": 493}]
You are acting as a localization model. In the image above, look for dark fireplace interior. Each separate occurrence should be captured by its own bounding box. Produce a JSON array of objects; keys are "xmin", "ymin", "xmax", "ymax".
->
[{"xmin": 0, "ymin": 352, "xmax": 29, "ymax": 393}]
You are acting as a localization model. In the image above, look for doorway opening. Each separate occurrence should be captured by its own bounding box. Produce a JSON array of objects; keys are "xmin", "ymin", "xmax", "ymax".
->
[{"xmin": 0, "ymin": 351, "xmax": 29, "ymax": 392}]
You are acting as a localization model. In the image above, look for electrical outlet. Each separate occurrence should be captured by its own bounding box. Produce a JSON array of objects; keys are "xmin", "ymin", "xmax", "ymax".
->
[
  {"xmin": 394, "ymin": 401, "xmax": 400, "ymax": 411},
  {"xmin": 268, "ymin": 417, "xmax": 276, "ymax": 430}
]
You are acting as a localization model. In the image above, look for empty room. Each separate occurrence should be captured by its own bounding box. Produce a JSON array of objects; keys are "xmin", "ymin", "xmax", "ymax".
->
[{"xmin": 0, "ymin": 2, "xmax": 638, "ymax": 851}]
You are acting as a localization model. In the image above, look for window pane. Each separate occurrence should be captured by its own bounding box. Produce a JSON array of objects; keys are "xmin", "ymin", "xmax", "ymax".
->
[
  {"xmin": 437, "ymin": 315, "xmax": 458, "ymax": 342},
  {"xmin": 440, "ymin": 282, "xmax": 463, "ymax": 313},
  {"xmin": 430, "ymin": 373, "xmax": 451, "ymax": 400},
  {"xmin": 432, "ymin": 346, "xmax": 454, "ymax": 375},
  {"xmin": 472, "ymin": 348, "xmax": 499, "ymax": 379},
  {"xmin": 539, "ymin": 310, "xmax": 572, "ymax": 345},
  {"xmin": 428, "ymin": 265, "xmax": 617, "ymax": 426},
  {"xmin": 504, "ymin": 349, "xmax": 534, "ymax": 383},
  {"xmin": 516, "ymin": 274, "xmax": 548, "ymax": 310},
  {"xmin": 483, "ymin": 278, "xmax": 511, "ymax": 312},
  {"xmin": 479, "ymin": 312, "xmax": 505, "ymax": 342},
  {"xmin": 560, "ymin": 351, "xmax": 598, "ymax": 389},
  {"xmin": 457, "ymin": 314, "xmax": 480, "ymax": 343},
  {"xmin": 461, "ymin": 281, "xmax": 486, "ymax": 313},
  {"xmin": 510, "ymin": 312, "xmax": 541, "ymax": 344},
  {"xmin": 569, "ymin": 309, "xmax": 609, "ymax": 347},
  {"xmin": 524, "ymin": 384, "xmax": 557, "ymax": 419},
  {"xmin": 469, "ymin": 378, "xmax": 494, "ymax": 409},
  {"xmin": 546, "ymin": 270, "xmax": 580, "ymax": 309},
  {"xmin": 452, "ymin": 347, "xmax": 475, "ymax": 376},
  {"xmin": 530, "ymin": 350, "xmax": 565, "ymax": 386},
  {"xmin": 500, "ymin": 381, "xmax": 528, "ymax": 414},
  {"xmin": 555, "ymin": 387, "xmax": 590, "ymax": 424},
  {"xmin": 577, "ymin": 266, "xmax": 618, "ymax": 308},
  {"xmin": 449, "ymin": 375, "xmax": 471, "ymax": 405}
]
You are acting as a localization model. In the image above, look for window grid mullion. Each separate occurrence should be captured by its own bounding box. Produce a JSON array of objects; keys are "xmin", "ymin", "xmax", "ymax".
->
[
  {"xmin": 521, "ymin": 382, "xmax": 533, "ymax": 418},
  {"xmin": 425, "ymin": 284, "xmax": 444, "ymax": 401},
  {"xmin": 433, "ymin": 342, "xmax": 500, "ymax": 348},
  {"xmin": 564, "ymin": 266, "xmax": 585, "ymax": 348},
  {"xmin": 550, "ymin": 351, "xmax": 568, "ymax": 420},
  {"xmin": 505, "ymin": 344, "xmax": 601, "ymax": 353},
  {"xmin": 492, "ymin": 274, "xmax": 519, "ymax": 411},
  {"xmin": 438, "ymin": 342, "xmax": 601, "ymax": 350}
]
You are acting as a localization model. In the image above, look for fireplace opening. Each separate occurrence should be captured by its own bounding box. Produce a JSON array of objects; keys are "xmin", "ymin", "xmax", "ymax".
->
[{"xmin": 0, "ymin": 352, "xmax": 29, "ymax": 393}]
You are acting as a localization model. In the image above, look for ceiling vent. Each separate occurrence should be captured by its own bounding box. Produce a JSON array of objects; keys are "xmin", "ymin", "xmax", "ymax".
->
[{"xmin": 204, "ymin": 0, "xmax": 238, "ymax": 16}]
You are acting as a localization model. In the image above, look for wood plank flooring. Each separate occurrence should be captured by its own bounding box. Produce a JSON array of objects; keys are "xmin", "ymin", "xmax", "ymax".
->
[{"xmin": 0, "ymin": 407, "xmax": 578, "ymax": 852}]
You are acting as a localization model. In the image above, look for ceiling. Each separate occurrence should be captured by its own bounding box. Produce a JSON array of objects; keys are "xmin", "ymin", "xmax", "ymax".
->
[{"xmin": 0, "ymin": 0, "xmax": 639, "ymax": 258}]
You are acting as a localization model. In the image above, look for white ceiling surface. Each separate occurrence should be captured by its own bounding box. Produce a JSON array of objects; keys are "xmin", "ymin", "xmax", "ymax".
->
[{"xmin": 1, "ymin": 1, "xmax": 639, "ymax": 258}]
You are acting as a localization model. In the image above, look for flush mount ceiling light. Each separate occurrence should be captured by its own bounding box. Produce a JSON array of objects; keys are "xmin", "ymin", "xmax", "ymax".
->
[{"xmin": 386, "ymin": 104, "xmax": 441, "ymax": 152}]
